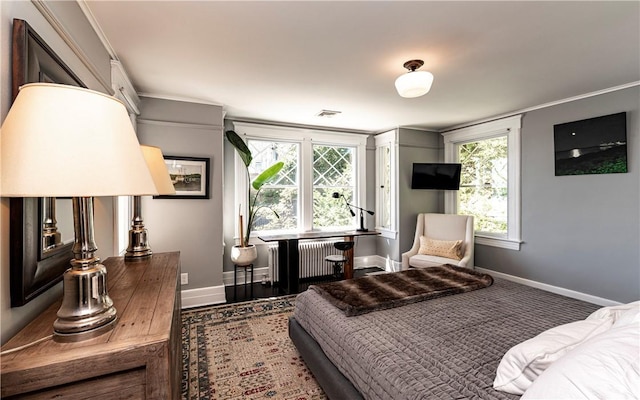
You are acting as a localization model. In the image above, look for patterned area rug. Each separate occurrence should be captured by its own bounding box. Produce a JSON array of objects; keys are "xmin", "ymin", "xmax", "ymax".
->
[{"xmin": 182, "ymin": 295, "xmax": 327, "ymax": 400}]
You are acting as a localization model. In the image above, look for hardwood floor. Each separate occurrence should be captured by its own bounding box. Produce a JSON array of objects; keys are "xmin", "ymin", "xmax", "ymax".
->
[{"xmin": 225, "ymin": 267, "xmax": 385, "ymax": 304}]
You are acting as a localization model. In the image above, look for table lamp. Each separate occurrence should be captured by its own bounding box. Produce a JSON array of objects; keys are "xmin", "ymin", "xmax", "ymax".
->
[
  {"xmin": 125, "ymin": 145, "xmax": 175, "ymax": 260},
  {"xmin": 1, "ymin": 83, "xmax": 158, "ymax": 340},
  {"xmin": 332, "ymin": 192, "xmax": 375, "ymax": 231}
]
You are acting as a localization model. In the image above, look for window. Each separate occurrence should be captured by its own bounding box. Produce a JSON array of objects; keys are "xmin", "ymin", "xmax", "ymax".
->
[
  {"xmin": 443, "ymin": 115, "xmax": 522, "ymax": 250},
  {"xmin": 232, "ymin": 122, "xmax": 367, "ymax": 239},
  {"xmin": 374, "ymin": 130, "xmax": 397, "ymax": 239},
  {"xmin": 247, "ymin": 139, "xmax": 299, "ymax": 231},
  {"xmin": 111, "ymin": 60, "xmax": 139, "ymax": 255},
  {"xmin": 378, "ymin": 144, "xmax": 391, "ymax": 228},
  {"xmin": 313, "ymin": 144, "xmax": 355, "ymax": 229},
  {"xmin": 459, "ymin": 136, "xmax": 508, "ymax": 234},
  {"xmin": 115, "ymin": 196, "xmax": 132, "ymax": 255}
]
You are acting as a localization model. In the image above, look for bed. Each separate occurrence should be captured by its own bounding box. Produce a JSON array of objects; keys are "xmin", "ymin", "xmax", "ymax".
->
[{"xmin": 289, "ymin": 270, "xmax": 612, "ymax": 400}]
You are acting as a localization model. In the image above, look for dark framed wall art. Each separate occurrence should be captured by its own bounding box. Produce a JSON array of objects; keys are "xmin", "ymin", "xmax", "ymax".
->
[
  {"xmin": 155, "ymin": 156, "xmax": 211, "ymax": 199},
  {"xmin": 553, "ymin": 112, "xmax": 628, "ymax": 176}
]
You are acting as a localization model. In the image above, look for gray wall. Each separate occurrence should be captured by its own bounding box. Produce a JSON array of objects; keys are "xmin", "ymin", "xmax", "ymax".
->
[
  {"xmin": 1, "ymin": 1, "xmax": 114, "ymax": 343},
  {"xmin": 138, "ymin": 97, "xmax": 225, "ymax": 289},
  {"xmin": 376, "ymin": 128, "xmax": 443, "ymax": 262},
  {"xmin": 476, "ymin": 86, "xmax": 639, "ymax": 303},
  {"xmin": 397, "ymin": 128, "xmax": 444, "ymax": 256}
]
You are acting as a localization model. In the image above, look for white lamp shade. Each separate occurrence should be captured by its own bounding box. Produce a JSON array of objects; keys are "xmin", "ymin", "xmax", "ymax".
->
[
  {"xmin": 1, "ymin": 83, "xmax": 158, "ymax": 197},
  {"xmin": 395, "ymin": 70, "xmax": 434, "ymax": 98},
  {"xmin": 140, "ymin": 145, "xmax": 176, "ymax": 195}
]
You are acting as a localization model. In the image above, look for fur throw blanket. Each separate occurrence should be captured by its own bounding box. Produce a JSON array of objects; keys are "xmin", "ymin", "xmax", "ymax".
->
[{"xmin": 310, "ymin": 265, "xmax": 493, "ymax": 316}]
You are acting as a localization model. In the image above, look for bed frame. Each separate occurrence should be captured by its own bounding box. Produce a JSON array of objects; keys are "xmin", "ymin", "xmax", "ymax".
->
[
  {"xmin": 289, "ymin": 317, "xmax": 363, "ymax": 399},
  {"xmin": 288, "ymin": 276, "xmax": 602, "ymax": 400}
]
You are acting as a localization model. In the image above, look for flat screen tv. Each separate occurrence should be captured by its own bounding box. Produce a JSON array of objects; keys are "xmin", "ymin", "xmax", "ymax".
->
[{"xmin": 411, "ymin": 163, "xmax": 461, "ymax": 190}]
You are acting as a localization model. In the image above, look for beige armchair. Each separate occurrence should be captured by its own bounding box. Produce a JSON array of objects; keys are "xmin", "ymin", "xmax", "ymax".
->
[{"xmin": 401, "ymin": 213, "xmax": 474, "ymax": 270}]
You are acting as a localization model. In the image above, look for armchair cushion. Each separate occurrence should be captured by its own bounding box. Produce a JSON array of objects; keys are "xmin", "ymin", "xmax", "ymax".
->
[
  {"xmin": 418, "ymin": 236, "xmax": 463, "ymax": 260},
  {"xmin": 409, "ymin": 255, "xmax": 459, "ymax": 269}
]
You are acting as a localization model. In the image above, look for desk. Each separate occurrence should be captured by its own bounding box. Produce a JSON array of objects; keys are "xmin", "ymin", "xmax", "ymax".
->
[{"xmin": 259, "ymin": 230, "xmax": 379, "ymax": 294}]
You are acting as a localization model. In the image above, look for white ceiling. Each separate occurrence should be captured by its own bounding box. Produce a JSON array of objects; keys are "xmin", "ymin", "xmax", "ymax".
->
[{"xmin": 82, "ymin": 1, "xmax": 639, "ymax": 133}]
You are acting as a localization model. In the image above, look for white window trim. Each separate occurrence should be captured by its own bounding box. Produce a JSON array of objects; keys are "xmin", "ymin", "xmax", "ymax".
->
[
  {"xmin": 232, "ymin": 122, "xmax": 367, "ymax": 239},
  {"xmin": 442, "ymin": 115, "xmax": 522, "ymax": 250},
  {"xmin": 111, "ymin": 60, "xmax": 139, "ymax": 255},
  {"xmin": 114, "ymin": 196, "xmax": 133, "ymax": 255},
  {"xmin": 374, "ymin": 130, "xmax": 398, "ymax": 240}
]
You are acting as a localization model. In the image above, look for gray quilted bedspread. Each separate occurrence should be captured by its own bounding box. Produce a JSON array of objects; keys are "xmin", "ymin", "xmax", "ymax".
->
[{"xmin": 293, "ymin": 276, "xmax": 600, "ymax": 400}]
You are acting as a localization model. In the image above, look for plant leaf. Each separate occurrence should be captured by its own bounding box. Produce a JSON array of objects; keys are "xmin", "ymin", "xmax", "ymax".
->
[
  {"xmin": 252, "ymin": 161, "xmax": 284, "ymax": 190},
  {"xmin": 225, "ymin": 130, "xmax": 252, "ymax": 167}
]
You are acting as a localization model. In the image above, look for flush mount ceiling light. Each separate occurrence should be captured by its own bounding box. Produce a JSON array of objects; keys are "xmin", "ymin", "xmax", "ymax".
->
[{"xmin": 395, "ymin": 59, "xmax": 434, "ymax": 98}]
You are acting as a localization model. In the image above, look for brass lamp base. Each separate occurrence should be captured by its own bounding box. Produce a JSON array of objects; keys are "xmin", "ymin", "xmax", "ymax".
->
[
  {"xmin": 53, "ymin": 197, "xmax": 117, "ymax": 341},
  {"xmin": 125, "ymin": 226, "xmax": 152, "ymax": 260},
  {"xmin": 54, "ymin": 258, "xmax": 117, "ymax": 341},
  {"xmin": 124, "ymin": 195, "xmax": 153, "ymax": 261},
  {"xmin": 42, "ymin": 230, "xmax": 62, "ymax": 251}
]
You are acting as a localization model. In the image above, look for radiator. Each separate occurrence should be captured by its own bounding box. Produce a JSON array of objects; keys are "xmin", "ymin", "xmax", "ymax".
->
[{"xmin": 268, "ymin": 240, "xmax": 341, "ymax": 282}]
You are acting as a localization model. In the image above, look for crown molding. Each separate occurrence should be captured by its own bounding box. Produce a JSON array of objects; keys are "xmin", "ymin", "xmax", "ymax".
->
[
  {"xmin": 441, "ymin": 81, "xmax": 640, "ymax": 133},
  {"xmin": 33, "ymin": 0, "xmax": 110, "ymax": 93}
]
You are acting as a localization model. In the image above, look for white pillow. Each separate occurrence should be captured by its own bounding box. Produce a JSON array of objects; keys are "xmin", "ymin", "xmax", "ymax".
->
[
  {"xmin": 521, "ymin": 312, "xmax": 640, "ymax": 400},
  {"xmin": 493, "ymin": 318, "xmax": 613, "ymax": 395},
  {"xmin": 613, "ymin": 305, "xmax": 640, "ymax": 327},
  {"xmin": 586, "ymin": 300, "xmax": 640, "ymax": 322}
]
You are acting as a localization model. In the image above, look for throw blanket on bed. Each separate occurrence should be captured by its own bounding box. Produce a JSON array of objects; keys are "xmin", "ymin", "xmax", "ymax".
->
[{"xmin": 310, "ymin": 264, "xmax": 493, "ymax": 316}]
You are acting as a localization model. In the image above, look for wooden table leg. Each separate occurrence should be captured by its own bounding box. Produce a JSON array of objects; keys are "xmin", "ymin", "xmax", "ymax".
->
[{"xmin": 343, "ymin": 235, "xmax": 355, "ymax": 279}]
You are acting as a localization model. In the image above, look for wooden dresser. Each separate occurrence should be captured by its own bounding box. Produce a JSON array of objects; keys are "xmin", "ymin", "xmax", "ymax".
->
[{"xmin": 1, "ymin": 252, "xmax": 182, "ymax": 399}]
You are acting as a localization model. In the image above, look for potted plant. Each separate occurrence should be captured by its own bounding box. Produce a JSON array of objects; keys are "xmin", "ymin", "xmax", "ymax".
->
[{"xmin": 226, "ymin": 129, "xmax": 284, "ymax": 265}]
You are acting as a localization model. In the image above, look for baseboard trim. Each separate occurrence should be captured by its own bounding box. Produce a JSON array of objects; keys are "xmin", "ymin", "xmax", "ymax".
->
[
  {"xmin": 181, "ymin": 285, "xmax": 226, "ymax": 309},
  {"xmin": 223, "ymin": 266, "xmax": 271, "ymax": 286},
  {"xmin": 475, "ymin": 267, "xmax": 620, "ymax": 307},
  {"xmin": 354, "ymin": 255, "xmax": 402, "ymax": 272}
]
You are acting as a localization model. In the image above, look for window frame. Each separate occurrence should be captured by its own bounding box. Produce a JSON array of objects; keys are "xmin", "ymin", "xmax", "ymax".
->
[
  {"xmin": 442, "ymin": 115, "xmax": 522, "ymax": 250},
  {"xmin": 374, "ymin": 129, "xmax": 398, "ymax": 239},
  {"xmin": 115, "ymin": 196, "xmax": 132, "ymax": 255},
  {"xmin": 231, "ymin": 122, "xmax": 368, "ymax": 240}
]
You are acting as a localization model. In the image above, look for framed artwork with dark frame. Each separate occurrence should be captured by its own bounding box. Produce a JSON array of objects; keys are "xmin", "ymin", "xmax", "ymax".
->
[
  {"xmin": 9, "ymin": 19, "xmax": 86, "ymax": 307},
  {"xmin": 553, "ymin": 112, "xmax": 628, "ymax": 176},
  {"xmin": 155, "ymin": 156, "xmax": 211, "ymax": 199}
]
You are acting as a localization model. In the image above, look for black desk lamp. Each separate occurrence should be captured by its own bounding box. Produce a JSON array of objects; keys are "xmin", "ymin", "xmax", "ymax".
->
[{"xmin": 332, "ymin": 192, "xmax": 375, "ymax": 232}]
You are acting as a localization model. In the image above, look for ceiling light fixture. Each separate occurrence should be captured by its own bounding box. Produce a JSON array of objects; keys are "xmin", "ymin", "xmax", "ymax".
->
[{"xmin": 395, "ymin": 59, "xmax": 434, "ymax": 98}]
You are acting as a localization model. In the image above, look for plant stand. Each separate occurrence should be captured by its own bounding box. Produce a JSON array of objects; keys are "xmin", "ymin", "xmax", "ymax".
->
[{"xmin": 233, "ymin": 263, "xmax": 254, "ymax": 301}]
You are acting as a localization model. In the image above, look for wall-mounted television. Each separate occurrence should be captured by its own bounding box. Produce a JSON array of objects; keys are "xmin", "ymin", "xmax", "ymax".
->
[{"xmin": 411, "ymin": 163, "xmax": 462, "ymax": 190}]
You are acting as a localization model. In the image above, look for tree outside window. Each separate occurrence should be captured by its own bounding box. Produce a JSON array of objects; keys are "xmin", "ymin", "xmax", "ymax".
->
[
  {"xmin": 247, "ymin": 140, "xmax": 299, "ymax": 231},
  {"xmin": 313, "ymin": 145, "xmax": 355, "ymax": 229},
  {"xmin": 443, "ymin": 115, "xmax": 521, "ymax": 250},
  {"xmin": 458, "ymin": 136, "xmax": 508, "ymax": 235},
  {"xmin": 247, "ymin": 140, "xmax": 358, "ymax": 233}
]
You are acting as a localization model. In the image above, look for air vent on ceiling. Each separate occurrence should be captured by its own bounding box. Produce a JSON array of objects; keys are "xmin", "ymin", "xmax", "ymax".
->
[{"xmin": 316, "ymin": 109, "xmax": 342, "ymax": 118}]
